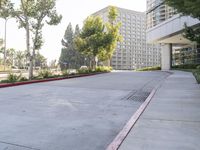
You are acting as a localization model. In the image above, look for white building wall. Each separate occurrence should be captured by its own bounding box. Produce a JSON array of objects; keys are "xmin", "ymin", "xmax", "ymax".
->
[
  {"xmin": 93, "ymin": 6, "xmax": 161, "ymax": 70},
  {"xmin": 161, "ymin": 44, "xmax": 171, "ymax": 70},
  {"xmin": 147, "ymin": 14, "xmax": 200, "ymax": 43},
  {"xmin": 146, "ymin": 0, "xmax": 200, "ymax": 70}
]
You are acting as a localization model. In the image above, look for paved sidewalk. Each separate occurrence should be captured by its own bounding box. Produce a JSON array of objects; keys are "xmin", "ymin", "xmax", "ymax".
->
[
  {"xmin": 0, "ymin": 71, "xmax": 168, "ymax": 150},
  {"xmin": 119, "ymin": 71, "xmax": 200, "ymax": 150}
]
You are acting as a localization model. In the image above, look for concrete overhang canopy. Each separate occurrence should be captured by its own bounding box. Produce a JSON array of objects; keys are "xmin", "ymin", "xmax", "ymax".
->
[
  {"xmin": 147, "ymin": 14, "xmax": 200, "ymax": 44},
  {"xmin": 158, "ymin": 33, "xmax": 192, "ymax": 44}
]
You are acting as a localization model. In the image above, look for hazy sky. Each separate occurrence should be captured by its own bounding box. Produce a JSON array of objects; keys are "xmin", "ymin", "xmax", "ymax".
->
[{"xmin": 0, "ymin": 0, "xmax": 146, "ymax": 62}]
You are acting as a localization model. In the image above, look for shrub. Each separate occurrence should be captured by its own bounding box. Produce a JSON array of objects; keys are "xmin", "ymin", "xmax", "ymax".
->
[
  {"xmin": 19, "ymin": 76, "xmax": 28, "ymax": 81},
  {"xmin": 62, "ymin": 70, "xmax": 69, "ymax": 76},
  {"xmin": 88, "ymin": 68, "xmax": 95, "ymax": 73},
  {"xmin": 172, "ymin": 64, "xmax": 200, "ymax": 69},
  {"xmin": 95, "ymin": 66, "xmax": 112, "ymax": 72},
  {"xmin": 7, "ymin": 73, "xmax": 20, "ymax": 83},
  {"xmin": 0, "ymin": 79, "xmax": 10, "ymax": 83},
  {"xmin": 136, "ymin": 66, "xmax": 161, "ymax": 71},
  {"xmin": 0, "ymin": 65, "xmax": 11, "ymax": 72},
  {"xmin": 1, "ymin": 72, "xmax": 27, "ymax": 83},
  {"xmin": 38, "ymin": 69, "xmax": 53, "ymax": 78},
  {"xmin": 193, "ymin": 70, "xmax": 200, "ymax": 83},
  {"xmin": 196, "ymin": 65, "xmax": 200, "ymax": 70},
  {"xmin": 78, "ymin": 68, "xmax": 90, "ymax": 74}
]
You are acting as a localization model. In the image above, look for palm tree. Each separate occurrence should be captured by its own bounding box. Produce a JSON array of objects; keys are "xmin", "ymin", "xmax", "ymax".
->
[
  {"xmin": 6, "ymin": 48, "xmax": 15, "ymax": 66},
  {"xmin": 15, "ymin": 51, "xmax": 25, "ymax": 69}
]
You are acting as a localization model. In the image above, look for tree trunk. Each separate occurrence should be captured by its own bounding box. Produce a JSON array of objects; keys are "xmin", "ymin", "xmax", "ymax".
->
[
  {"xmin": 89, "ymin": 60, "xmax": 92, "ymax": 69},
  {"xmin": 26, "ymin": 21, "xmax": 32, "ymax": 79},
  {"xmin": 3, "ymin": 19, "xmax": 7, "ymax": 71},
  {"xmin": 21, "ymin": 0, "xmax": 32, "ymax": 79},
  {"xmin": 94, "ymin": 56, "xmax": 98, "ymax": 68},
  {"xmin": 108, "ymin": 58, "xmax": 111, "ymax": 67},
  {"xmin": 29, "ymin": 55, "xmax": 33, "ymax": 78}
]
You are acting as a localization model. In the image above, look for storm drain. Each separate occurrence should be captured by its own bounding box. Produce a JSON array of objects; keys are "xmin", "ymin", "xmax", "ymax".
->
[
  {"xmin": 121, "ymin": 73, "xmax": 170, "ymax": 102},
  {"xmin": 121, "ymin": 90, "xmax": 150, "ymax": 102}
]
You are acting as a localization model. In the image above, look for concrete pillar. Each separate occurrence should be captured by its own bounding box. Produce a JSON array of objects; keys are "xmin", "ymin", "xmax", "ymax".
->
[{"xmin": 161, "ymin": 44, "xmax": 172, "ymax": 70}]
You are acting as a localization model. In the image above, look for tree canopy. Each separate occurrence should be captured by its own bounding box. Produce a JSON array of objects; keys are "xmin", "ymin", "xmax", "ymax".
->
[
  {"xmin": 165, "ymin": 0, "xmax": 200, "ymax": 20},
  {"xmin": 0, "ymin": 0, "xmax": 13, "ymax": 20},
  {"xmin": 105, "ymin": 6, "xmax": 122, "ymax": 63},
  {"xmin": 74, "ymin": 16, "xmax": 110, "ymax": 67},
  {"xmin": 0, "ymin": 0, "xmax": 7, "ymax": 8},
  {"xmin": 75, "ymin": 6, "xmax": 121, "ymax": 67},
  {"xmin": 59, "ymin": 23, "xmax": 85, "ymax": 70},
  {"xmin": 11, "ymin": 0, "xmax": 62, "ymax": 79},
  {"xmin": 165, "ymin": 0, "xmax": 200, "ymax": 44}
]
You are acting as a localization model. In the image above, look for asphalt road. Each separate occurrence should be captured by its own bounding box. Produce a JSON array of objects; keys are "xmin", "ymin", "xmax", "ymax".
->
[{"xmin": 0, "ymin": 71, "xmax": 169, "ymax": 150}]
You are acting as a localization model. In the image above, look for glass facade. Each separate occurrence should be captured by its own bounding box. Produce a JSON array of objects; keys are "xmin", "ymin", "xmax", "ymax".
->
[
  {"xmin": 147, "ymin": 0, "xmax": 176, "ymax": 29},
  {"xmin": 147, "ymin": 0, "xmax": 200, "ymax": 68},
  {"xmin": 173, "ymin": 47, "xmax": 200, "ymax": 65}
]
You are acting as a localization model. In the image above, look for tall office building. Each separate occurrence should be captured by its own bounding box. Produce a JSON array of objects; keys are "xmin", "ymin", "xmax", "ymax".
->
[
  {"xmin": 146, "ymin": 0, "xmax": 175, "ymax": 29},
  {"xmin": 146, "ymin": 0, "xmax": 200, "ymax": 70},
  {"xmin": 93, "ymin": 6, "xmax": 161, "ymax": 70}
]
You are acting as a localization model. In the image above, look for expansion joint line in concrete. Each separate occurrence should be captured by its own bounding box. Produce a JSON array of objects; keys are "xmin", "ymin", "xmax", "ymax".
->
[
  {"xmin": 142, "ymin": 117, "xmax": 200, "ymax": 123},
  {"xmin": 0, "ymin": 140, "xmax": 40, "ymax": 150}
]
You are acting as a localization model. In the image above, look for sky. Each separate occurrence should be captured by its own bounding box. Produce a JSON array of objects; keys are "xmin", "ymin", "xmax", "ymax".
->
[{"xmin": 0, "ymin": 0, "xmax": 147, "ymax": 63}]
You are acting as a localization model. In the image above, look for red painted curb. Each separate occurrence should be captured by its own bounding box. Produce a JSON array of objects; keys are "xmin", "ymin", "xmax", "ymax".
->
[
  {"xmin": 106, "ymin": 89, "xmax": 156, "ymax": 150},
  {"xmin": 106, "ymin": 72, "xmax": 171, "ymax": 150},
  {"xmin": 0, "ymin": 72, "xmax": 107, "ymax": 88}
]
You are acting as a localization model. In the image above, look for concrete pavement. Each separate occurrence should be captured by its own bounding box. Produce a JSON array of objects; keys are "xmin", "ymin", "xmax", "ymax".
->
[
  {"xmin": 119, "ymin": 71, "xmax": 200, "ymax": 150},
  {"xmin": 0, "ymin": 71, "xmax": 169, "ymax": 150}
]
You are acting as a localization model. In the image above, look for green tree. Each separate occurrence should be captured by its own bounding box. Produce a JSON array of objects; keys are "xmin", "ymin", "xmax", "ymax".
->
[
  {"xmin": 59, "ymin": 23, "xmax": 74, "ymax": 70},
  {"xmin": 0, "ymin": 0, "xmax": 13, "ymax": 70},
  {"xmin": 11, "ymin": 0, "xmax": 32, "ymax": 73},
  {"xmin": 15, "ymin": 50, "xmax": 25, "ymax": 69},
  {"xmin": 6, "ymin": 48, "xmax": 15, "ymax": 66},
  {"xmin": 74, "ymin": 24, "xmax": 80, "ymax": 37},
  {"xmin": 30, "ymin": 0, "xmax": 62, "ymax": 77},
  {"xmin": 104, "ymin": 6, "xmax": 122, "ymax": 66},
  {"xmin": 12, "ymin": 0, "xmax": 62, "ymax": 79},
  {"xmin": 75, "ymin": 7, "xmax": 122, "ymax": 67},
  {"xmin": 184, "ymin": 24, "xmax": 200, "ymax": 44},
  {"xmin": 49, "ymin": 59, "xmax": 57, "ymax": 69},
  {"xmin": 35, "ymin": 52, "xmax": 47, "ymax": 68},
  {"xmin": 59, "ymin": 23, "xmax": 86, "ymax": 70},
  {"xmin": 0, "ymin": 0, "xmax": 7, "ymax": 8},
  {"xmin": 73, "ymin": 24, "xmax": 87, "ymax": 67},
  {"xmin": 165, "ymin": 0, "xmax": 200, "ymax": 44},
  {"xmin": 63, "ymin": 22, "xmax": 73, "ymax": 45},
  {"xmin": 75, "ymin": 16, "xmax": 109, "ymax": 68}
]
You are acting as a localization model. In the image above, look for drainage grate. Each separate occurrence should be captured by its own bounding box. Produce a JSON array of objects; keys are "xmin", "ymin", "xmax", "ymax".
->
[
  {"xmin": 127, "ymin": 91, "xmax": 150, "ymax": 102},
  {"xmin": 122, "ymin": 90, "xmax": 150, "ymax": 102},
  {"xmin": 122, "ymin": 73, "xmax": 170, "ymax": 102},
  {"xmin": 121, "ymin": 90, "xmax": 137, "ymax": 100}
]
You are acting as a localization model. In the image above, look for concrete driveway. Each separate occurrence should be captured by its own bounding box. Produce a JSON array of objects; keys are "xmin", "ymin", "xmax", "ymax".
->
[{"xmin": 0, "ymin": 71, "xmax": 169, "ymax": 150}]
